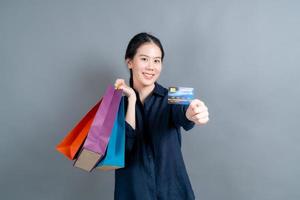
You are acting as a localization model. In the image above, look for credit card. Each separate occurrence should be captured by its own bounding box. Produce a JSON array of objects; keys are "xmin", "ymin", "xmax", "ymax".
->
[{"xmin": 168, "ymin": 87, "xmax": 194, "ymax": 105}]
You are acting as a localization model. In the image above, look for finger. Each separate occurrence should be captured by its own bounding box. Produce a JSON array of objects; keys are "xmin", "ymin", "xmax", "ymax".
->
[
  {"xmin": 189, "ymin": 99, "xmax": 199, "ymax": 107},
  {"xmin": 197, "ymin": 101, "xmax": 205, "ymax": 107},
  {"xmin": 115, "ymin": 79, "xmax": 126, "ymax": 89},
  {"xmin": 114, "ymin": 79, "xmax": 121, "ymax": 88},
  {"xmin": 196, "ymin": 111, "xmax": 209, "ymax": 119},
  {"xmin": 119, "ymin": 85, "xmax": 130, "ymax": 93},
  {"xmin": 192, "ymin": 105, "xmax": 208, "ymax": 114},
  {"xmin": 115, "ymin": 78, "xmax": 124, "ymax": 84},
  {"xmin": 192, "ymin": 112, "xmax": 209, "ymax": 121},
  {"xmin": 192, "ymin": 113, "xmax": 201, "ymax": 121},
  {"xmin": 199, "ymin": 106, "xmax": 208, "ymax": 113},
  {"xmin": 195, "ymin": 117, "xmax": 209, "ymax": 125},
  {"xmin": 192, "ymin": 107, "xmax": 200, "ymax": 114},
  {"xmin": 190, "ymin": 99, "xmax": 205, "ymax": 108},
  {"xmin": 199, "ymin": 117, "xmax": 209, "ymax": 124},
  {"xmin": 118, "ymin": 85, "xmax": 124, "ymax": 90}
]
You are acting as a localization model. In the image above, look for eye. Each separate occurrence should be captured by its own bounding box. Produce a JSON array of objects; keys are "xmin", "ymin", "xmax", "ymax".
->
[
  {"xmin": 141, "ymin": 57, "xmax": 147, "ymax": 61},
  {"xmin": 154, "ymin": 59, "xmax": 161, "ymax": 63}
]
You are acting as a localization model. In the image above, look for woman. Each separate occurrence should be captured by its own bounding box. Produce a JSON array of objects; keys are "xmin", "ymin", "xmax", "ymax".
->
[{"xmin": 114, "ymin": 32, "xmax": 209, "ymax": 200}]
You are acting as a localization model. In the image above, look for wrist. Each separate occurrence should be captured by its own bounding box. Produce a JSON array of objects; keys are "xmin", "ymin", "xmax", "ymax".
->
[{"xmin": 128, "ymin": 95, "xmax": 136, "ymax": 103}]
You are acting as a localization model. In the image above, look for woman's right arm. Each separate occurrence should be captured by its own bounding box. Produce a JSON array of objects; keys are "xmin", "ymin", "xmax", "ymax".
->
[
  {"xmin": 125, "ymin": 95, "xmax": 136, "ymax": 129},
  {"xmin": 115, "ymin": 78, "xmax": 136, "ymax": 129},
  {"xmin": 115, "ymin": 79, "xmax": 137, "ymax": 153}
]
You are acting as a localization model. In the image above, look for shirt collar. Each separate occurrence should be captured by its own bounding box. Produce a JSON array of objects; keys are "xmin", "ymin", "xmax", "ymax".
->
[
  {"xmin": 153, "ymin": 82, "xmax": 166, "ymax": 96},
  {"xmin": 133, "ymin": 82, "xmax": 166, "ymax": 98}
]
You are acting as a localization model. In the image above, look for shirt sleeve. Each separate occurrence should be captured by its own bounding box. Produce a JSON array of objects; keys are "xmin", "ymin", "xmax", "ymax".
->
[
  {"xmin": 125, "ymin": 121, "xmax": 136, "ymax": 153},
  {"xmin": 170, "ymin": 104, "xmax": 195, "ymax": 131}
]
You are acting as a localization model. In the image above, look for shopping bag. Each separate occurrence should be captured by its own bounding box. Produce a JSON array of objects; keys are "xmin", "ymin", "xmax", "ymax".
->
[
  {"xmin": 96, "ymin": 96, "xmax": 125, "ymax": 170},
  {"xmin": 56, "ymin": 100, "xmax": 102, "ymax": 160},
  {"xmin": 74, "ymin": 85, "xmax": 123, "ymax": 172}
]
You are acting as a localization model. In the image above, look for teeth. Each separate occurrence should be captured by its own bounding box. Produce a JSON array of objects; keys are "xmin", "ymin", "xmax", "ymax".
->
[
  {"xmin": 143, "ymin": 72, "xmax": 154, "ymax": 78},
  {"xmin": 143, "ymin": 73, "xmax": 154, "ymax": 76}
]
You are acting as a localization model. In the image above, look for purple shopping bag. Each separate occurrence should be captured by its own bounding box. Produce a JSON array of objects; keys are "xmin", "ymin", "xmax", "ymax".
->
[
  {"xmin": 74, "ymin": 85, "xmax": 123, "ymax": 172},
  {"xmin": 96, "ymin": 96, "xmax": 125, "ymax": 171}
]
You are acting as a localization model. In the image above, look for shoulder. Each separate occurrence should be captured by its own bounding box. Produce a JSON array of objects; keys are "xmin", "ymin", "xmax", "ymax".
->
[{"xmin": 154, "ymin": 82, "xmax": 168, "ymax": 97}]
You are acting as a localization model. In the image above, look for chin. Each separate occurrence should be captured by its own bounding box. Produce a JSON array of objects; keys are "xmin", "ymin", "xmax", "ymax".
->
[
  {"xmin": 140, "ymin": 80, "xmax": 155, "ymax": 87},
  {"xmin": 143, "ymin": 76, "xmax": 158, "ymax": 86}
]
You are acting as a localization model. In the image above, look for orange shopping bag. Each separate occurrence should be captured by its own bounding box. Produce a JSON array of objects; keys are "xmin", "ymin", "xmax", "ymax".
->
[{"xmin": 56, "ymin": 99, "xmax": 102, "ymax": 160}]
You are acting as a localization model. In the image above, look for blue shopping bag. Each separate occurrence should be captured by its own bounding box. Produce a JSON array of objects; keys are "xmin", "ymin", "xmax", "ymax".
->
[{"xmin": 96, "ymin": 96, "xmax": 125, "ymax": 170}]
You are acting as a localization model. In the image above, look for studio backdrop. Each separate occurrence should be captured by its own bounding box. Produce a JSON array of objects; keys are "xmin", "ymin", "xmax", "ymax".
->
[{"xmin": 0, "ymin": 0, "xmax": 299, "ymax": 200}]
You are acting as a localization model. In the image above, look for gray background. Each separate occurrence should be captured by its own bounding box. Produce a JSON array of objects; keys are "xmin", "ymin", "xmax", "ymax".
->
[{"xmin": 0, "ymin": 0, "xmax": 299, "ymax": 200}]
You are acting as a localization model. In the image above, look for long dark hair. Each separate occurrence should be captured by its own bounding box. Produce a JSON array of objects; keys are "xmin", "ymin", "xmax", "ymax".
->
[{"xmin": 125, "ymin": 32, "xmax": 165, "ymax": 88}]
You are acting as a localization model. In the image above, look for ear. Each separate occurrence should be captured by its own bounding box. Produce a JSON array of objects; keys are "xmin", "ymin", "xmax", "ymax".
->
[{"xmin": 126, "ymin": 58, "xmax": 133, "ymax": 69}]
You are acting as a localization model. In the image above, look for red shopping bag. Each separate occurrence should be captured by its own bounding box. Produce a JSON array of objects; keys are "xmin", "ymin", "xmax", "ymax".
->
[{"xmin": 56, "ymin": 100, "xmax": 102, "ymax": 160}]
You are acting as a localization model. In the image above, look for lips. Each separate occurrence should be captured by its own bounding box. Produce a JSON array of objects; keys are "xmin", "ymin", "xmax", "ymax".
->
[{"xmin": 142, "ymin": 72, "xmax": 154, "ymax": 80}]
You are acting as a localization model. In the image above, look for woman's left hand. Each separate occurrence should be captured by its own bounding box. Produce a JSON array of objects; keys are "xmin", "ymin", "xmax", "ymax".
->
[{"xmin": 185, "ymin": 99, "xmax": 209, "ymax": 125}]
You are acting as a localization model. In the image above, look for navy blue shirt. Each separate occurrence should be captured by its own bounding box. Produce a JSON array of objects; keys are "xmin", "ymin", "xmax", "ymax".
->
[{"xmin": 114, "ymin": 82, "xmax": 196, "ymax": 200}]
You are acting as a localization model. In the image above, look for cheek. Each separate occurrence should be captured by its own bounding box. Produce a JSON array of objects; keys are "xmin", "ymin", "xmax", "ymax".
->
[
  {"xmin": 134, "ymin": 61, "xmax": 147, "ymax": 71},
  {"xmin": 155, "ymin": 66, "xmax": 162, "ymax": 74}
]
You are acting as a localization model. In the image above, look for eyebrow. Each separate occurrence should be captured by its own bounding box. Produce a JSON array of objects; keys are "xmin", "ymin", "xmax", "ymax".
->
[{"xmin": 138, "ymin": 54, "xmax": 161, "ymax": 59}]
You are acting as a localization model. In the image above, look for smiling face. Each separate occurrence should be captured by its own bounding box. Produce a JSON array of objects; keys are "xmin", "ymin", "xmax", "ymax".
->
[{"xmin": 127, "ymin": 42, "xmax": 162, "ymax": 90}]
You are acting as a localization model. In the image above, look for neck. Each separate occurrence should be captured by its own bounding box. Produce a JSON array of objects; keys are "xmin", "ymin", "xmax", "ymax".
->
[{"xmin": 133, "ymin": 82, "xmax": 155, "ymax": 104}]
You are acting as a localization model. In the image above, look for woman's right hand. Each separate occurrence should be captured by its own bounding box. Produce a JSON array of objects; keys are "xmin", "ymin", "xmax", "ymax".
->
[
  {"xmin": 115, "ymin": 79, "xmax": 136, "ymax": 129},
  {"xmin": 114, "ymin": 79, "xmax": 136, "ymax": 101}
]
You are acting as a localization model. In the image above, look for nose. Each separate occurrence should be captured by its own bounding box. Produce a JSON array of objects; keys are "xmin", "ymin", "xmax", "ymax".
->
[{"xmin": 146, "ymin": 60, "xmax": 155, "ymax": 71}]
